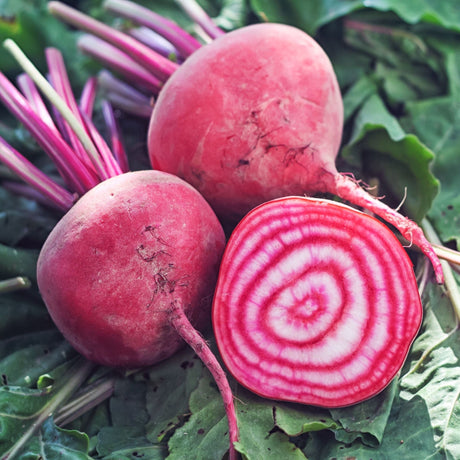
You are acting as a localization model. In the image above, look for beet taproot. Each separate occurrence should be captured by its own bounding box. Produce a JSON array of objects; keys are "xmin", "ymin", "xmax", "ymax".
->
[
  {"xmin": 37, "ymin": 170, "xmax": 225, "ymax": 368},
  {"xmin": 147, "ymin": 22, "xmax": 443, "ymax": 283}
]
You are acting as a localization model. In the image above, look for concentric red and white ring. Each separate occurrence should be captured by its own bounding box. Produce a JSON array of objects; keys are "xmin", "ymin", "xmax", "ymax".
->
[{"xmin": 212, "ymin": 196, "xmax": 422, "ymax": 407}]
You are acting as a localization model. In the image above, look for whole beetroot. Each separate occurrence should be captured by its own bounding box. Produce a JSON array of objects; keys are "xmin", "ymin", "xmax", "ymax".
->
[
  {"xmin": 37, "ymin": 170, "xmax": 225, "ymax": 368},
  {"xmin": 0, "ymin": 40, "xmax": 239, "ymax": 458},
  {"xmin": 147, "ymin": 22, "xmax": 443, "ymax": 283}
]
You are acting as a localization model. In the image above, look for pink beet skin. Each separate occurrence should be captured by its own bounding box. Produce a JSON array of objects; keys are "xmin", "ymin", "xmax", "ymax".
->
[
  {"xmin": 148, "ymin": 22, "xmax": 343, "ymax": 222},
  {"xmin": 147, "ymin": 22, "xmax": 443, "ymax": 283},
  {"xmin": 37, "ymin": 170, "xmax": 226, "ymax": 368}
]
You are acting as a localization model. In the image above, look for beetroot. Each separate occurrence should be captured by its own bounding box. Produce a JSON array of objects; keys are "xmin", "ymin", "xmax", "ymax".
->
[
  {"xmin": 212, "ymin": 196, "xmax": 423, "ymax": 408},
  {"xmin": 0, "ymin": 42, "xmax": 239, "ymax": 459},
  {"xmin": 147, "ymin": 22, "xmax": 443, "ymax": 283},
  {"xmin": 37, "ymin": 170, "xmax": 225, "ymax": 367}
]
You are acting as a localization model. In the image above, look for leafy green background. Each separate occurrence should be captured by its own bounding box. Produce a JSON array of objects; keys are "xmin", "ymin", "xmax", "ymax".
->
[{"xmin": 1, "ymin": 0, "xmax": 460, "ymax": 459}]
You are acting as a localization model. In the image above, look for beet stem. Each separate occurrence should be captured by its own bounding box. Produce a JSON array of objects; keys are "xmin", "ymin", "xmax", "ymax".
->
[
  {"xmin": 168, "ymin": 300, "xmax": 239, "ymax": 460},
  {"xmin": 176, "ymin": 0, "xmax": 226, "ymax": 39},
  {"xmin": 45, "ymin": 47, "xmax": 105, "ymax": 180},
  {"xmin": 333, "ymin": 173, "xmax": 444, "ymax": 284},
  {"xmin": 4, "ymin": 39, "xmax": 111, "ymax": 182},
  {"xmin": 77, "ymin": 34, "xmax": 163, "ymax": 94},
  {"xmin": 0, "ymin": 276, "xmax": 31, "ymax": 293},
  {"xmin": 422, "ymin": 219, "xmax": 460, "ymax": 320},
  {"xmin": 103, "ymin": 0, "xmax": 202, "ymax": 57},
  {"xmin": 101, "ymin": 100, "xmax": 130, "ymax": 173},
  {"xmin": 1, "ymin": 358, "xmax": 95, "ymax": 460},
  {"xmin": 97, "ymin": 70, "xmax": 153, "ymax": 118},
  {"xmin": 16, "ymin": 74, "xmax": 57, "ymax": 131},
  {"xmin": 0, "ymin": 138, "xmax": 75, "ymax": 211},
  {"xmin": 128, "ymin": 27, "xmax": 182, "ymax": 61},
  {"xmin": 79, "ymin": 76, "xmax": 97, "ymax": 117},
  {"xmin": 80, "ymin": 112, "xmax": 123, "ymax": 178},
  {"xmin": 48, "ymin": 1, "xmax": 178, "ymax": 81},
  {"xmin": 0, "ymin": 71, "xmax": 94, "ymax": 194}
]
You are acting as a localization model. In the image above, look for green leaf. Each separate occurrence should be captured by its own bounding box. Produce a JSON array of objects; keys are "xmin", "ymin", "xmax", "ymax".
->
[
  {"xmin": 166, "ymin": 370, "xmax": 230, "ymax": 460},
  {"xmin": 0, "ymin": 243, "xmax": 39, "ymax": 281},
  {"xmin": 369, "ymin": 0, "xmax": 460, "ymax": 32},
  {"xmin": 95, "ymin": 378, "xmax": 151, "ymax": 456},
  {"xmin": 0, "ymin": 291, "xmax": 53, "ymax": 340},
  {"xmin": 248, "ymin": 0, "xmax": 363, "ymax": 35},
  {"xmin": 248, "ymin": 0, "xmax": 460, "ymax": 35},
  {"xmin": 0, "ymin": 187, "xmax": 60, "ymax": 247},
  {"xmin": 19, "ymin": 417, "xmax": 91, "ymax": 460},
  {"xmin": 0, "ymin": 385, "xmax": 54, "ymax": 452},
  {"xmin": 0, "ymin": 341, "xmax": 75, "ymax": 387},
  {"xmin": 308, "ymin": 393, "xmax": 443, "ymax": 460},
  {"xmin": 0, "ymin": 3, "xmax": 48, "ymax": 74},
  {"xmin": 274, "ymin": 403, "xmax": 338, "ymax": 436},
  {"xmin": 342, "ymin": 16, "xmax": 446, "ymax": 105},
  {"xmin": 0, "ymin": 357, "xmax": 94, "ymax": 457},
  {"xmin": 330, "ymin": 379, "xmax": 398, "ymax": 447},
  {"xmin": 214, "ymin": 0, "xmax": 249, "ymax": 31},
  {"xmin": 0, "ymin": 209, "xmax": 58, "ymax": 247},
  {"xmin": 142, "ymin": 347, "xmax": 205, "ymax": 442},
  {"xmin": 342, "ymin": 75, "xmax": 378, "ymax": 122},
  {"xmin": 399, "ymin": 281, "xmax": 460, "ymax": 459},
  {"xmin": 342, "ymin": 93, "xmax": 439, "ymax": 222},
  {"xmin": 95, "ymin": 347, "xmax": 205, "ymax": 456},
  {"xmin": 234, "ymin": 392, "xmax": 307, "ymax": 460},
  {"xmin": 432, "ymin": 38, "xmax": 460, "ymax": 98},
  {"xmin": 101, "ymin": 445, "xmax": 167, "ymax": 460},
  {"xmin": 403, "ymin": 95, "xmax": 460, "ymax": 245}
]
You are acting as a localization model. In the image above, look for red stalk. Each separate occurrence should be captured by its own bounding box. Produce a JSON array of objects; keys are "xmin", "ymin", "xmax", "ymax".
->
[
  {"xmin": 79, "ymin": 77, "xmax": 98, "ymax": 117},
  {"xmin": 101, "ymin": 100, "xmax": 129, "ymax": 173},
  {"xmin": 0, "ymin": 41, "xmax": 132, "ymax": 207},
  {"xmin": 77, "ymin": 35, "xmax": 163, "ymax": 94},
  {"xmin": 0, "ymin": 72, "xmax": 96, "ymax": 194},
  {"xmin": 168, "ymin": 300, "xmax": 239, "ymax": 460},
  {"xmin": 46, "ymin": 48, "xmax": 106, "ymax": 182},
  {"xmin": 80, "ymin": 112, "xmax": 123, "ymax": 178},
  {"xmin": 127, "ymin": 27, "xmax": 182, "ymax": 62},
  {"xmin": 97, "ymin": 70, "xmax": 153, "ymax": 118},
  {"xmin": 103, "ymin": 0, "xmax": 202, "ymax": 57},
  {"xmin": 330, "ymin": 174, "xmax": 444, "ymax": 284},
  {"xmin": 0, "ymin": 138, "xmax": 75, "ymax": 211},
  {"xmin": 48, "ymin": 1, "xmax": 179, "ymax": 81},
  {"xmin": 175, "ymin": 0, "xmax": 226, "ymax": 39},
  {"xmin": 16, "ymin": 74, "xmax": 58, "ymax": 131}
]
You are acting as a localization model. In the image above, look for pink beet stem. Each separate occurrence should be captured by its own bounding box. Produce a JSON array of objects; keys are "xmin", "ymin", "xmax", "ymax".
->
[
  {"xmin": 332, "ymin": 173, "xmax": 444, "ymax": 284},
  {"xmin": 16, "ymin": 74, "xmax": 57, "ymax": 131},
  {"xmin": 77, "ymin": 35, "xmax": 164, "ymax": 94},
  {"xmin": 176, "ymin": 0, "xmax": 225, "ymax": 39},
  {"xmin": 48, "ymin": 1, "xmax": 178, "ymax": 81},
  {"xmin": 0, "ymin": 137, "xmax": 75, "ymax": 211},
  {"xmin": 79, "ymin": 76, "xmax": 98, "ymax": 117},
  {"xmin": 127, "ymin": 27, "xmax": 181, "ymax": 61},
  {"xmin": 80, "ymin": 112, "xmax": 123, "ymax": 178},
  {"xmin": 46, "ymin": 47, "xmax": 106, "ymax": 181},
  {"xmin": 168, "ymin": 300, "xmax": 239, "ymax": 460},
  {"xmin": 97, "ymin": 70, "xmax": 153, "ymax": 118},
  {"xmin": 0, "ymin": 72, "xmax": 96, "ymax": 195},
  {"xmin": 101, "ymin": 100, "xmax": 129, "ymax": 173},
  {"xmin": 103, "ymin": 0, "xmax": 202, "ymax": 57}
]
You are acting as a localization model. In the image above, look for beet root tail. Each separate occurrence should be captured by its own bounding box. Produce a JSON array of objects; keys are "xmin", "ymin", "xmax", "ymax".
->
[
  {"xmin": 168, "ymin": 301, "xmax": 239, "ymax": 460},
  {"xmin": 333, "ymin": 173, "xmax": 444, "ymax": 284}
]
